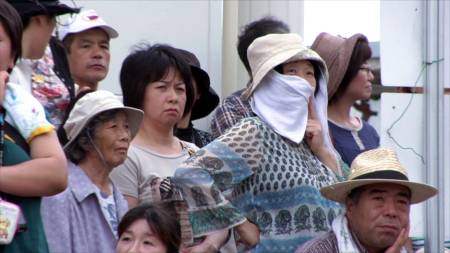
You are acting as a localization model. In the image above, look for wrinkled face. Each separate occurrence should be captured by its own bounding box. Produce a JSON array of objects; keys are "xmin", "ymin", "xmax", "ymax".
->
[
  {"xmin": 68, "ymin": 28, "xmax": 110, "ymax": 88},
  {"xmin": 0, "ymin": 22, "xmax": 14, "ymax": 72},
  {"xmin": 89, "ymin": 111, "xmax": 131, "ymax": 168},
  {"xmin": 282, "ymin": 60, "xmax": 317, "ymax": 91},
  {"xmin": 346, "ymin": 183, "xmax": 411, "ymax": 252},
  {"xmin": 116, "ymin": 219, "xmax": 167, "ymax": 253},
  {"xmin": 143, "ymin": 67, "xmax": 186, "ymax": 129},
  {"xmin": 346, "ymin": 63, "xmax": 374, "ymax": 100}
]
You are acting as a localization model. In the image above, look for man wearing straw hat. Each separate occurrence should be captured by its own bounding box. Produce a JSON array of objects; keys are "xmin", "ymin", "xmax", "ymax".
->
[{"xmin": 296, "ymin": 148, "xmax": 437, "ymax": 253}]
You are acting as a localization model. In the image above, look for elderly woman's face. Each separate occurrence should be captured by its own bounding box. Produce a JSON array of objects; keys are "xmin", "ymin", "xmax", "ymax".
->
[{"xmin": 90, "ymin": 111, "xmax": 131, "ymax": 168}]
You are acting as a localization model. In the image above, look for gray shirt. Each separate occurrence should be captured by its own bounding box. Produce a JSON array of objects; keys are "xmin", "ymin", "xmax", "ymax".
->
[{"xmin": 41, "ymin": 162, "xmax": 128, "ymax": 253}]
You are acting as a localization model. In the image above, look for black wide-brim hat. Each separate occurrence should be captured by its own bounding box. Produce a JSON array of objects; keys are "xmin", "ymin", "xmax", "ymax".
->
[
  {"xmin": 8, "ymin": 0, "xmax": 79, "ymax": 18},
  {"xmin": 190, "ymin": 66, "xmax": 219, "ymax": 120}
]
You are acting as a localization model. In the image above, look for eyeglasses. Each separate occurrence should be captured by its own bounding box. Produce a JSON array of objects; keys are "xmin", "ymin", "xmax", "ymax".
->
[{"xmin": 359, "ymin": 65, "xmax": 373, "ymax": 75}]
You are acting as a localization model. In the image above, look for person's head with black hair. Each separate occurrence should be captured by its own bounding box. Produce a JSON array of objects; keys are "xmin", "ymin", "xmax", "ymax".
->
[
  {"xmin": 116, "ymin": 202, "xmax": 181, "ymax": 253},
  {"xmin": 237, "ymin": 16, "xmax": 290, "ymax": 79},
  {"xmin": 7, "ymin": 0, "xmax": 78, "ymax": 59},
  {"xmin": 120, "ymin": 43, "xmax": 194, "ymax": 128}
]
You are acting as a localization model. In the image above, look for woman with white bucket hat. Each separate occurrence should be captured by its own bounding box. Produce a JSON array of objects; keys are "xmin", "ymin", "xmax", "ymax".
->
[
  {"xmin": 41, "ymin": 90, "xmax": 143, "ymax": 253},
  {"xmin": 173, "ymin": 33, "xmax": 347, "ymax": 252}
]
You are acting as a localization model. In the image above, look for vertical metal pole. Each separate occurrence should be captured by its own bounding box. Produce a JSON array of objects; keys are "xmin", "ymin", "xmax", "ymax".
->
[{"xmin": 424, "ymin": 0, "xmax": 445, "ymax": 252}]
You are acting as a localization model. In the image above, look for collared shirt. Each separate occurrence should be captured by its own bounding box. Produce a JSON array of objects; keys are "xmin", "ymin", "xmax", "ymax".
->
[
  {"xmin": 295, "ymin": 230, "xmax": 368, "ymax": 253},
  {"xmin": 209, "ymin": 88, "xmax": 254, "ymax": 138},
  {"xmin": 41, "ymin": 162, "xmax": 128, "ymax": 253}
]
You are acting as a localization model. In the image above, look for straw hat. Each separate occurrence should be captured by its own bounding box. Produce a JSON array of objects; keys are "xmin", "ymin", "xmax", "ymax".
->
[
  {"xmin": 64, "ymin": 90, "xmax": 143, "ymax": 149},
  {"xmin": 242, "ymin": 33, "xmax": 328, "ymax": 100},
  {"xmin": 321, "ymin": 148, "xmax": 437, "ymax": 204},
  {"xmin": 311, "ymin": 32, "xmax": 368, "ymax": 99}
]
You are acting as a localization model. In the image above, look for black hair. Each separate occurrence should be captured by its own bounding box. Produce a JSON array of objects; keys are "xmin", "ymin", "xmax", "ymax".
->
[
  {"xmin": 329, "ymin": 39, "xmax": 372, "ymax": 104},
  {"xmin": 237, "ymin": 16, "xmax": 290, "ymax": 76},
  {"xmin": 119, "ymin": 43, "xmax": 194, "ymax": 116},
  {"xmin": 0, "ymin": 1, "xmax": 23, "ymax": 64},
  {"xmin": 118, "ymin": 202, "xmax": 181, "ymax": 253}
]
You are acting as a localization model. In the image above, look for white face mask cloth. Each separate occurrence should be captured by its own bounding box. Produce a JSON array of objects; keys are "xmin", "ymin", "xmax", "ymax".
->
[{"xmin": 250, "ymin": 70, "xmax": 314, "ymax": 144}]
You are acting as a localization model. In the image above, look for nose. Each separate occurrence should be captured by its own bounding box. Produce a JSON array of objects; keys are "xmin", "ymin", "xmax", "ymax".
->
[
  {"xmin": 92, "ymin": 45, "xmax": 106, "ymax": 59},
  {"xmin": 167, "ymin": 87, "xmax": 179, "ymax": 104},
  {"xmin": 126, "ymin": 241, "xmax": 140, "ymax": 253},
  {"xmin": 383, "ymin": 198, "xmax": 398, "ymax": 218},
  {"xmin": 118, "ymin": 126, "xmax": 131, "ymax": 142},
  {"xmin": 367, "ymin": 69, "xmax": 375, "ymax": 81}
]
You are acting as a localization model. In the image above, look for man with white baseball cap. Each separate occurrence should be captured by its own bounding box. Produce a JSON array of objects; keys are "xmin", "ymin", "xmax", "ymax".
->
[
  {"xmin": 296, "ymin": 148, "xmax": 438, "ymax": 253},
  {"xmin": 58, "ymin": 8, "xmax": 118, "ymax": 93}
]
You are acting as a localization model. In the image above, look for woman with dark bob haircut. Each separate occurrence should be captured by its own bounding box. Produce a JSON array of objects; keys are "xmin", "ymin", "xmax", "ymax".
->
[
  {"xmin": 116, "ymin": 203, "xmax": 181, "ymax": 253},
  {"xmin": 111, "ymin": 44, "xmax": 198, "ymax": 209},
  {"xmin": 311, "ymin": 32, "xmax": 380, "ymax": 166}
]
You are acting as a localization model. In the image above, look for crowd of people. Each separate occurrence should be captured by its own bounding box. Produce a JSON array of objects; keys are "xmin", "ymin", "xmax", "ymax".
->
[{"xmin": 0, "ymin": 1, "xmax": 441, "ymax": 253}]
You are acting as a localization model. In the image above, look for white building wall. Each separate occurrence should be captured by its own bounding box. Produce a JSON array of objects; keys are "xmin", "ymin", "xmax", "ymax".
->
[{"xmin": 381, "ymin": 0, "xmax": 450, "ymax": 245}]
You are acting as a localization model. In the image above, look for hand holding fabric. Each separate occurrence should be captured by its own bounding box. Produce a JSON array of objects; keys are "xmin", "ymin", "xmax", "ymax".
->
[
  {"xmin": 306, "ymin": 96, "xmax": 339, "ymax": 172},
  {"xmin": 180, "ymin": 228, "xmax": 229, "ymax": 253}
]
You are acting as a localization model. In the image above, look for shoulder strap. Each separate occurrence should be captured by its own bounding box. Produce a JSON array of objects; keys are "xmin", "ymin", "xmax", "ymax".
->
[{"xmin": 4, "ymin": 121, "xmax": 30, "ymax": 155}]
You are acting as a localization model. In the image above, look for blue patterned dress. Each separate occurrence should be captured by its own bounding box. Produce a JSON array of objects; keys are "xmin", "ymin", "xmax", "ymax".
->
[{"xmin": 174, "ymin": 117, "xmax": 345, "ymax": 252}]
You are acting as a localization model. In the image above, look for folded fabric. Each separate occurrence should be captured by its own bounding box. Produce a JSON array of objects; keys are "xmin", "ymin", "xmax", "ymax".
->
[{"xmin": 3, "ymin": 82, "xmax": 54, "ymax": 143}]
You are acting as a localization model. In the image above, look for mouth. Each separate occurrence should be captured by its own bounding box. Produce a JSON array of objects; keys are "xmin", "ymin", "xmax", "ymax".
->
[
  {"xmin": 115, "ymin": 147, "xmax": 128, "ymax": 154},
  {"xmin": 165, "ymin": 108, "xmax": 179, "ymax": 115},
  {"xmin": 88, "ymin": 64, "xmax": 106, "ymax": 70},
  {"xmin": 377, "ymin": 225, "xmax": 399, "ymax": 233}
]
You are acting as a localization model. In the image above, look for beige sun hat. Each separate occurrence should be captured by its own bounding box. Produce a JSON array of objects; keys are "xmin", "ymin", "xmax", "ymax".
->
[
  {"xmin": 63, "ymin": 90, "xmax": 143, "ymax": 149},
  {"xmin": 310, "ymin": 32, "xmax": 368, "ymax": 100},
  {"xmin": 321, "ymin": 148, "xmax": 438, "ymax": 204},
  {"xmin": 242, "ymin": 33, "xmax": 329, "ymax": 100}
]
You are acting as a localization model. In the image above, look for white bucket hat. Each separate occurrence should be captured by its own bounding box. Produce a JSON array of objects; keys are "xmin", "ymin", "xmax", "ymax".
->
[
  {"xmin": 242, "ymin": 33, "xmax": 329, "ymax": 99},
  {"xmin": 63, "ymin": 90, "xmax": 143, "ymax": 149},
  {"xmin": 321, "ymin": 148, "xmax": 438, "ymax": 204},
  {"xmin": 58, "ymin": 8, "xmax": 118, "ymax": 41}
]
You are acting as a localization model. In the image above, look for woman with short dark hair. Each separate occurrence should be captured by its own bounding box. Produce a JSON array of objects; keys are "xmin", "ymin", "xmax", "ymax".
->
[
  {"xmin": 110, "ymin": 44, "xmax": 197, "ymax": 209},
  {"xmin": 311, "ymin": 33, "xmax": 380, "ymax": 166},
  {"xmin": 117, "ymin": 203, "xmax": 181, "ymax": 253}
]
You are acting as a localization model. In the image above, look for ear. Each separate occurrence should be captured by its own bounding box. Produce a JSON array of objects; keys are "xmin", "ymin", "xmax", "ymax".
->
[{"xmin": 345, "ymin": 197, "xmax": 354, "ymax": 215}]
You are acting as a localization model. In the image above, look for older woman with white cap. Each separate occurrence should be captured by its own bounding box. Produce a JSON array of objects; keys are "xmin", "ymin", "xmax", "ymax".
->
[
  {"xmin": 173, "ymin": 33, "xmax": 346, "ymax": 253},
  {"xmin": 41, "ymin": 90, "xmax": 143, "ymax": 253}
]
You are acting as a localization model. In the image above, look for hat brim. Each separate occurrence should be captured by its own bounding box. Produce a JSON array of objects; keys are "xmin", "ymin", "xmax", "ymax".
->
[
  {"xmin": 190, "ymin": 67, "xmax": 219, "ymax": 120},
  {"xmin": 243, "ymin": 47, "xmax": 300, "ymax": 100},
  {"xmin": 320, "ymin": 179, "xmax": 437, "ymax": 204},
  {"xmin": 43, "ymin": 3, "xmax": 79, "ymax": 16},
  {"xmin": 64, "ymin": 25, "xmax": 118, "ymax": 40},
  {"xmin": 64, "ymin": 106, "xmax": 143, "ymax": 150}
]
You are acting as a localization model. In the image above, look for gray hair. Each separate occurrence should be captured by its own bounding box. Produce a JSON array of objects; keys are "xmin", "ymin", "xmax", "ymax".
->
[{"xmin": 65, "ymin": 109, "xmax": 121, "ymax": 164}]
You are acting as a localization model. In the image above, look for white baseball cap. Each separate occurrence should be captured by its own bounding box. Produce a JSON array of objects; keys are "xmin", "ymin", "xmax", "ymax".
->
[{"xmin": 58, "ymin": 9, "xmax": 118, "ymax": 41}]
